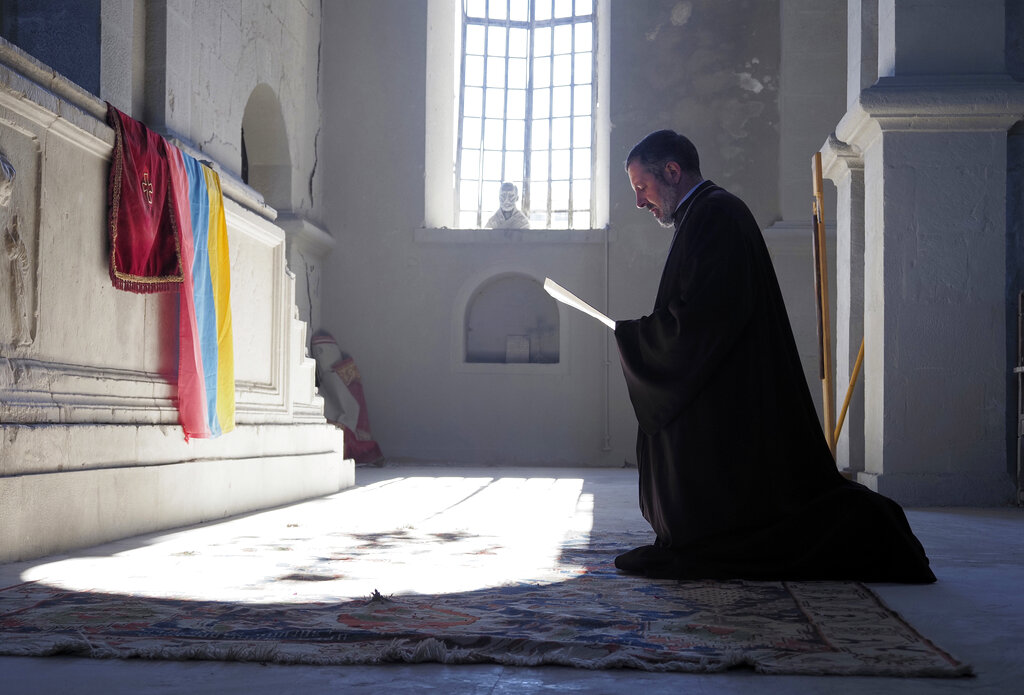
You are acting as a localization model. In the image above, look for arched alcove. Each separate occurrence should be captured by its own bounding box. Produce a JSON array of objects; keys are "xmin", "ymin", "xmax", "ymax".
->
[
  {"xmin": 241, "ymin": 84, "xmax": 292, "ymax": 211},
  {"xmin": 464, "ymin": 273, "xmax": 559, "ymax": 364}
]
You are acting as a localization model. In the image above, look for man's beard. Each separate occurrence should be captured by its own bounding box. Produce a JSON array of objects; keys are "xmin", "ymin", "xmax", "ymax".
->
[{"xmin": 652, "ymin": 181, "xmax": 680, "ymax": 228}]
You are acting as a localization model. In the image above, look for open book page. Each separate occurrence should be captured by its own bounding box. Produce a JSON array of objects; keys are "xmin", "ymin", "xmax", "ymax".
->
[{"xmin": 543, "ymin": 278, "xmax": 616, "ymax": 330}]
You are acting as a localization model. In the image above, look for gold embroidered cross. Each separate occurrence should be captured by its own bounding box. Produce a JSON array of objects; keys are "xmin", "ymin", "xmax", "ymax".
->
[{"xmin": 141, "ymin": 171, "xmax": 154, "ymax": 205}]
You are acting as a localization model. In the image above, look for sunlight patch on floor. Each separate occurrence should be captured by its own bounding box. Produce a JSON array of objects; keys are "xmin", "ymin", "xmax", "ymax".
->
[{"xmin": 20, "ymin": 475, "xmax": 594, "ymax": 602}]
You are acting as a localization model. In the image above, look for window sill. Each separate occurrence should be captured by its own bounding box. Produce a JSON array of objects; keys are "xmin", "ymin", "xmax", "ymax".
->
[
  {"xmin": 452, "ymin": 361, "xmax": 567, "ymax": 375},
  {"xmin": 415, "ymin": 227, "xmax": 613, "ymax": 244}
]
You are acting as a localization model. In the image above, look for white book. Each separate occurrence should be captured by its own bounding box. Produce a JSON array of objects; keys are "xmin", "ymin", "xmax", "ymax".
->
[{"xmin": 543, "ymin": 278, "xmax": 615, "ymax": 330}]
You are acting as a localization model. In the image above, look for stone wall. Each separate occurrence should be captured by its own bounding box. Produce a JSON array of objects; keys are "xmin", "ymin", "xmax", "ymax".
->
[{"xmin": 0, "ymin": 16, "xmax": 350, "ymax": 562}]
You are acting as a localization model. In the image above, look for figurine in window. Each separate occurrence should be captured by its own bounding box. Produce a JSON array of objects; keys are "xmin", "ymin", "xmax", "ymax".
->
[{"xmin": 486, "ymin": 181, "xmax": 530, "ymax": 229}]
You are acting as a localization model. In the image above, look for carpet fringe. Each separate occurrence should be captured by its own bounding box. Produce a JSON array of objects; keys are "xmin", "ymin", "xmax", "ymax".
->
[{"xmin": 0, "ymin": 633, "xmax": 971, "ymax": 677}]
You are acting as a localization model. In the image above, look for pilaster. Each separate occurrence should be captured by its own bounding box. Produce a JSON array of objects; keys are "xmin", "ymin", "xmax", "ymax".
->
[
  {"xmin": 846, "ymin": 0, "xmax": 877, "ymax": 108},
  {"xmin": 829, "ymin": 74, "xmax": 1024, "ymax": 504}
]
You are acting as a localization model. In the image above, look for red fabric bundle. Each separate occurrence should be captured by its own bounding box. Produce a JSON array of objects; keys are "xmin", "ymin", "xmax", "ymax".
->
[{"xmin": 106, "ymin": 103, "xmax": 183, "ymax": 293}]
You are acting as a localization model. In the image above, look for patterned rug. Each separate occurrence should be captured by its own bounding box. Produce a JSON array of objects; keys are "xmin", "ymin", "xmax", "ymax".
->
[{"xmin": 0, "ymin": 533, "xmax": 970, "ymax": 676}]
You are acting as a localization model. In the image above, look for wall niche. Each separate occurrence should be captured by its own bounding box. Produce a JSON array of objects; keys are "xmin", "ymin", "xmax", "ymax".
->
[{"xmin": 464, "ymin": 273, "xmax": 559, "ymax": 364}]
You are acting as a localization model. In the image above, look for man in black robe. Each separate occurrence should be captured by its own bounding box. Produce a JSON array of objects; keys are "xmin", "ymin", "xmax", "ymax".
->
[{"xmin": 613, "ymin": 130, "xmax": 935, "ymax": 582}]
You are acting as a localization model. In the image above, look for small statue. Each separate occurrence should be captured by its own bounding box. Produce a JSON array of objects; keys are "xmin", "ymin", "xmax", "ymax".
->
[
  {"xmin": 310, "ymin": 330, "xmax": 384, "ymax": 465},
  {"xmin": 0, "ymin": 152, "xmax": 15, "ymax": 208},
  {"xmin": 486, "ymin": 181, "xmax": 530, "ymax": 229}
]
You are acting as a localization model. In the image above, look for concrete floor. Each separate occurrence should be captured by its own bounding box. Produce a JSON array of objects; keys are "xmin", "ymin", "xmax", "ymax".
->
[{"xmin": 3, "ymin": 464, "xmax": 1022, "ymax": 694}]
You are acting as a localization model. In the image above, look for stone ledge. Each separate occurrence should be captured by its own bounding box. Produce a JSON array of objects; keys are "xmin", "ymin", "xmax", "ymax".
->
[
  {"xmin": 0, "ymin": 422, "xmax": 344, "ymax": 477},
  {"xmin": 0, "ymin": 450, "xmax": 355, "ymax": 563},
  {"xmin": 277, "ymin": 213, "xmax": 335, "ymax": 256},
  {"xmin": 415, "ymin": 226, "xmax": 615, "ymax": 244}
]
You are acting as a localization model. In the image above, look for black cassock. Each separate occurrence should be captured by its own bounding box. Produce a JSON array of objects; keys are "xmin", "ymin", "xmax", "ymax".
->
[{"xmin": 614, "ymin": 180, "xmax": 935, "ymax": 582}]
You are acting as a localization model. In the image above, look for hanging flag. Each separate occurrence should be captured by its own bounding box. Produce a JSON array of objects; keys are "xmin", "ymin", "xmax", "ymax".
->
[
  {"xmin": 107, "ymin": 104, "xmax": 234, "ymax": 440},
  {"xmin": 166, "ymin": 145, "xmax": 235, "ymax": 440},
  {"xmin": 105, "ymin": 104, "xmax": 182, "ymax": 293}
]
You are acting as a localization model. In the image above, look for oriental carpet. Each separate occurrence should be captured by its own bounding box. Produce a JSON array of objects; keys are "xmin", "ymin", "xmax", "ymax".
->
[{"xmin": 0, "ymin": 530, "xmax": 969, "ymax": 676}]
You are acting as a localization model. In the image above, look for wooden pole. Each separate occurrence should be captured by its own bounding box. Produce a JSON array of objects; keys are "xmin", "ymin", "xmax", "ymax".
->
[
  {"xmin": 812, "ymin": 153, "xmax": 836, "ymax": 455},
  {"xmin": 834, "ymin": 337, "xmax": 865, "ymax": 445}
]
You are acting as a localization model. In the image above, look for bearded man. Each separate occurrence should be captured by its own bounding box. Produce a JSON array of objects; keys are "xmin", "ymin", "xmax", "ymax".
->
[{"xmin": 612, "ymin": 129, "xmax": 935, "ymax": 582}]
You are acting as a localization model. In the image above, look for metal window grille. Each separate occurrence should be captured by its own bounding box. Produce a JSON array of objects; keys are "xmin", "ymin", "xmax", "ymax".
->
[{"xmin": 457, "ymin": 0, "xmax": 596, "ymax": 230}]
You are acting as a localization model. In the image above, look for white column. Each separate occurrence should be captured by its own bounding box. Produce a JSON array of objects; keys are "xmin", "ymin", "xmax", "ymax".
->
[
  {"xmin": 99, "ymin": 0, "xmax": 136, "ymax": 113},
  {"xmin": 861, "ymin": 123, "xmax": 1012, "ymax": 504},
  {"xmin": 878, "ymin": 0, "xmax": 1005, "ymax": 77},
  {"xmin": 824, "ymin": 0, "xmax": 1024, "ymax": 504},
  {"xmin": 846, "ymin": 0, "xmax": 878, "ymax": 107},
  {"xmin": 142, "ymin": 0, "xmax": 192, "ymax": 138}
]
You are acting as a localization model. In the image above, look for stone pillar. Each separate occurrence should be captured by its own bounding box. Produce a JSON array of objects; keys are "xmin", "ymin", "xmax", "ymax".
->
[
  {"xmin": 861, "ymin": 121, "xmax": 1013, "ymax": 504},
  {"xmin": 142, "ymin": 0, "xmax": 191, "ymax": 138},
  {"xmin": 821, "ymin": 136, "xmax": 865, "ymax": 473},
  {"xmin": 99, "ymin": 0, "xmax": 135, "ymax": 112},
  {"xmin": 878, "ymin": 0, "xmax": 1005, "ymax": 77},
  {"xmin": 846, "ymin": 0, "xmax": 877, "ymax": 107},
  {"xmin": 828, "ymin": 0, "xmax": 1024, "ymax": 504}
]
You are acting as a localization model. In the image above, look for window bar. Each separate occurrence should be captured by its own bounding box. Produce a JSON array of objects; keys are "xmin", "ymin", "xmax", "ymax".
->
[
  {"xmin": 567, "ymin": 10, "xmax": 576, "ymax": 229},
  {"xmin": 522, "ymin": 0, "xmax": 535, "ymax": 220},
  {"xmin": 456, "ymin": 7, "xmax": 468, "ymax": 227},
  {"xmin": 476, "ymin": 9, "xmax": 490, "ymax": 228},
  {"xmin": 591, "ymin": 14, "xmax": 598, "ymax": 220},
  {"xmin": 545, "ymin": 21, "xmax": 554, "ymax": 228},
  {"xmin": 501, "ymin": 13, "xmax": 510, "ymax": 205}
]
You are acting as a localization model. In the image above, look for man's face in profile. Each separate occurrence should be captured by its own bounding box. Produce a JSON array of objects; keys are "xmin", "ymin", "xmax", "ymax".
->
[{"xmin": 627, "ymin": 161, "xmax": 680, "ymax": 228}]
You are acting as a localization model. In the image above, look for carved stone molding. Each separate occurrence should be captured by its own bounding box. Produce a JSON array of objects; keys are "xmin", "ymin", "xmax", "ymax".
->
[
  {"xmin": 834, "ymin": 75, "xmax": 1024, "ymax": 152},
  {"xmin": 0, "ymin": 123, "xmax": 41, "ymax": 350}
]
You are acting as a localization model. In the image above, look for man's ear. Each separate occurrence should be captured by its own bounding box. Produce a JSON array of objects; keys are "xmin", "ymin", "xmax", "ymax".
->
[{"xmin": 663, "ymin": 161, "xmax": 682, "ymax": 185}]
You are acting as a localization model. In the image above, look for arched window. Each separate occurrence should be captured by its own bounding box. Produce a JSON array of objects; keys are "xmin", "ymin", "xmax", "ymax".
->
[
  {"xmin": 458, "ymin": 0, "xmax": 595, "ymax": 230},
  {"xmin": 425, "ymin": 0, "xmax": 609, "ymax": 232}
]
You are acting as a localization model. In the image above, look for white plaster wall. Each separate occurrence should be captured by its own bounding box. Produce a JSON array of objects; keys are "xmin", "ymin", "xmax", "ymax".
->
[
  {"xmin": 320, "ymin": 1, "xmax": 822, "ymax": 467},
  {"xmin": 779, "ymin": 0, "xmax": 846, "ymax": 222},
  {"xmin": 772, "ymin": 0, "xmax": 847, "ymax": 424},
  {"xmin": 150, "ymin": 1, "xmax": 323, "ymax": 220}
]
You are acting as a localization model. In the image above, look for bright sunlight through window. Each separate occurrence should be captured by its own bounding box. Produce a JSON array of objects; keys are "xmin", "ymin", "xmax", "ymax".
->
[{"xmin": 457, "ymin": 0, "xmax": 595, "ymax": 230}]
